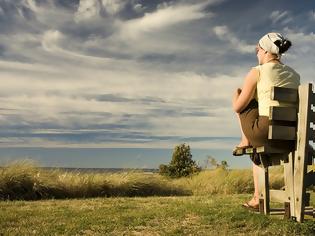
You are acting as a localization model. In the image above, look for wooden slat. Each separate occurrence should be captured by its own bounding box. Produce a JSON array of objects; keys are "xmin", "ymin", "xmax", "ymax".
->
[
  {"xmin": 271, "ymin": 87, "xmax": 298, "ymax": 103},
  {"xmin": 268, "ymin": 125, "xmax": 296, "ymax": 140},
  {"xmin": 269, "ymin": 106, "xmax": 297, "ymax": 121},
  {"xmin": 232, "ymin": 147, "xmax": 255, "ymax": 155},
  {"xmin": 270, "ymin": 190, "xmax": 289, "ymax": 203}
]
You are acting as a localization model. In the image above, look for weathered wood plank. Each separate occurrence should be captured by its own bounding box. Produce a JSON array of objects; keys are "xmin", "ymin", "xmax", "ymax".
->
[
  {"xmin": 271, "ymin": 87, "xmax": 298, "ymax": 103},
  {"xmin": 294, "ymin": 83, "xmax": 313, "ymax": 222},
  {"xmin": 269, "ymin": 106, "xmax": 297, "ymax": 121},
  {"xmin": 268, "ymin": 125, "xmax": 296, "ymax": 140}
]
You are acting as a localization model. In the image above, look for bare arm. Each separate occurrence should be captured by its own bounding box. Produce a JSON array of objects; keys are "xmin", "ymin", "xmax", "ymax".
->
[{"xmin": 232, "ymin": 68, "xmax": 259, "ymax": 113}]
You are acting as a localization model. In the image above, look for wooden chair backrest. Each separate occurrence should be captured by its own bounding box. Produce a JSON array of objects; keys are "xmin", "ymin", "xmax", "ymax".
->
[{"xmin": 266, "ymin": 87, "xmax": 299, "ymax": 152}]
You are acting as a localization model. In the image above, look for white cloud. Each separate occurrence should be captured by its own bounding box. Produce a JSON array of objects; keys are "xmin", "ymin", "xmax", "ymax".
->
[
  {"xmin": 133, "ymin": 3, "xmax": 146, "ymax": 13},
  {"xmin": 0, "ymin": 53, "xmax": 242, "ymax": 148},
  {"xmin": 74, "ymin": 0, "xmax": 127, "ymax": 21},
  {"xmin": 281, "ymin": 28, "xmax": 315, "ymax": 84},
  {"xmin": 101, "ymin": 0, "xmax": 126, "ymax": 15},
  {"xmin": 24, "ymin": 0, "xmax": 38, "ymax": 12},
  {"xmin": 75, "ymin": 0, "xmax": 101, "ymax": 22},
  {"xmin": 309, "ymin": 10, "xmax": 315, "ymax": 21},
  {"xmin": 120, "ymin": 2, "xmax": 212, "ymax": 39},
  {"xmin": 0, "ymin": 0, "xmax": 244, "ymax": 149},
  {"xmin": 269, "ymin": 10, "xmax": 293, "ymax": 25},
  {"xmin": 213, "ymin": 25, "xmax": 254, "ymax": 54},
  {"xmin": 42, "ymin": 30, "xmax": 64, "ymax": 52}
]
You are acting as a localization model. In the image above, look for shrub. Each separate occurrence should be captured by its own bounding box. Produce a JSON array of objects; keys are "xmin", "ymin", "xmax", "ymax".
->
[{"xmin": 159, "ymin": 143, "xmax": 201, "ymax": 178}]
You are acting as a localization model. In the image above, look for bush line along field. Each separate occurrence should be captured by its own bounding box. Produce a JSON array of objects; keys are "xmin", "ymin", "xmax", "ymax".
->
[{"xmin": 0, "ymin": 160, "xmax": 305, "ymax": 200}]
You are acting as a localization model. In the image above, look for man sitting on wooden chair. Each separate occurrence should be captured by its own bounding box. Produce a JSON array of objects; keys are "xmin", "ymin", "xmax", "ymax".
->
[{"xmin": 232, "ymin": 32, "xmax": 300, "ymax": 211}]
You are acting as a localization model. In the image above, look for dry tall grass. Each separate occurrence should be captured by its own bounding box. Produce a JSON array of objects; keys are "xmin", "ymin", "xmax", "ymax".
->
[
  {"xmin": 0, "ymin": 160, "xmax": 189, "ymax": 200},
  {"xmin": 173, "ymin": 166, "xmax": 285, "ymax": 195}
]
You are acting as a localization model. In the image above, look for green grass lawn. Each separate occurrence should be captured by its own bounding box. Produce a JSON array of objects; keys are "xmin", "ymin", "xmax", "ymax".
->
[{"xmin": 0, "ymin": 194, "xmax": 314, "ymax": 236}]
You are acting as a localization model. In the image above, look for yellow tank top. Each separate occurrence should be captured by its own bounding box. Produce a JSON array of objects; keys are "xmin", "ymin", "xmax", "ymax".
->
[{"xmin": 253, "ymin": 62, "xmax": 300, "ymax": 116}]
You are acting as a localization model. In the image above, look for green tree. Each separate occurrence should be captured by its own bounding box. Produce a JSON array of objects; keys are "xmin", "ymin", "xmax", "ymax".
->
[{"xmin": 159, "ymin": 143, "xmax": 201, "ymax": 178}]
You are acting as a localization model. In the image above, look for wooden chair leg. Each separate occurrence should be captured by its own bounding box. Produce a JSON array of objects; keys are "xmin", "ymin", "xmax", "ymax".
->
[
  {"xmin": 258, "ymin": 165, "xmax": 270, "ymax": 215},
  {"xmin": 283, "ymin": 152, "xmax": 295, "ymax": 218},
  {"xmin": 259, "ymin": 199, "xmax": 264, "ymax": 214},
  {"xmin": 284, "ymin": 202, "xmax": 291, "ymax": 219},
  {"xmin": 294, "ymin": 154, "xmax": 308, "ymax": 222}
]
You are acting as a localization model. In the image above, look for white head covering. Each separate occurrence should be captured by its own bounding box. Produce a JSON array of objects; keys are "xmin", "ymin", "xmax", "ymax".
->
[{"xmin": 258, "ymin": 32, "xmax": 285, "ymax": 55}]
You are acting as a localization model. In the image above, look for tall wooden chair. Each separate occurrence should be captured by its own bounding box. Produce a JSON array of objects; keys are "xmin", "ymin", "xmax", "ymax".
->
[{"xmin": 235, "ymin": 83, "xmax": 314, "ymax": 222}]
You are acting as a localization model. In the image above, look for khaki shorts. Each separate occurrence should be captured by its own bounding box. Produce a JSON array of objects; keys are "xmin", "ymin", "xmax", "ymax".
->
[
  {"xmin": 239, "ymin": 100, "xmax": 269, "ymax": 165},
  {"xmin": 239, "ymin": 99, "xmax": 269, "ymax": 148}
]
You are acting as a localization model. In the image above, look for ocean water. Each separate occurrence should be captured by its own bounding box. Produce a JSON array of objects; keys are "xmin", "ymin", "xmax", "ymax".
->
[{"xmin": 0, "ymin": 147, "xmax": 252, "ymax": 169}]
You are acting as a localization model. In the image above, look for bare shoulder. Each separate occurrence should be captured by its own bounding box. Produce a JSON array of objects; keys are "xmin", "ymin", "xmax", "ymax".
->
[{"xmin": 245, "ymin": 67, "xmax": 259, "ymax": 83}]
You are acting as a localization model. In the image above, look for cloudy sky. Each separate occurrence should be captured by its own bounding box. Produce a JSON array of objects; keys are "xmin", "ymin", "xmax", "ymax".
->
[{"xmin": 0, "ymin": 0, "xmax": 314, "ymax": 167}]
